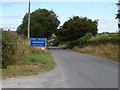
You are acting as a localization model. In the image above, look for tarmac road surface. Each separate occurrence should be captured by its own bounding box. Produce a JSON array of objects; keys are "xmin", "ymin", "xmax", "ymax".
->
[
  {"xmin": 49, "ymin": 47, "xmax": 118, "ymax": 88},
  {"xmin": 2, "ymin": 47, "xmax": 118, "ymax": 88}
]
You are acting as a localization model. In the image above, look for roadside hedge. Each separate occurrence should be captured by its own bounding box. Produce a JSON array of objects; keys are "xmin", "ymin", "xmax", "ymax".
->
[
  {"xmin": 78, "ymin": 33, "xmax": 92, "ymax": 47},
  {"xmin": 2, "ymin": 31, "xmax": 18, "ymax": 68},
  {"xmin": 59, "ymin": 33, "xmax": 120, "ymax": 49},
  {"xmin": 86, "ymin": 34, "xmax": 120, "ymax": 46}
]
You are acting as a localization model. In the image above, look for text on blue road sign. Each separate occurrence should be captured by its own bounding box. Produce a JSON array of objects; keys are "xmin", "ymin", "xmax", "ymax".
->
[{"xmin": 30, "ymin": 38, "xmax": 47, "ymax": 47}]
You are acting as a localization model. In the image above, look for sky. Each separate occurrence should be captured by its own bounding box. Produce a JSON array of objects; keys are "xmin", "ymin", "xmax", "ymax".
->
[{"xmin": 0, "ymin": 0, "xmax": 118, "ymax": 33}]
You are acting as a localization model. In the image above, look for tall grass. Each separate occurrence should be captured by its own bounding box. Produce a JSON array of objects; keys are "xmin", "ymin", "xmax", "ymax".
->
[
  {"xmin": 2, "ymin": 31, "xmax": 56, "ymax": 78},
  {"xmin": 71, "ymin": 33, "xmax": 119, "ymax": 62},
  {"xmin": 72, "ymin": 43, "xmax": 119, "ymax": 62},
  {"xmin": 2, "ymin": 31, "xmax": 18, "ymax": 68}
]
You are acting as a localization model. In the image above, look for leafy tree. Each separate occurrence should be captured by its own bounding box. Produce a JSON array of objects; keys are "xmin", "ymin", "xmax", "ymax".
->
[
  {"xmin": 17, "ymin": 9, "xmax": 60, "ymax": 39},
  {"xmin": 57, "ymin": 16, "xmax": 98, "ymax": 42}
]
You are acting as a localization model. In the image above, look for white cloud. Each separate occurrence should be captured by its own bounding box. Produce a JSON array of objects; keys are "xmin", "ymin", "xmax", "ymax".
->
[
  {"xmin": 98, "ymin": 18, "xmax": 118, "ymax": 33},
  {"xmin": 0, "ymin": 24, "xmax": 19, "ymax": 31},
  {"xmin": 1, "ymin": 0, "xmax": 116, "ymax": 2}
]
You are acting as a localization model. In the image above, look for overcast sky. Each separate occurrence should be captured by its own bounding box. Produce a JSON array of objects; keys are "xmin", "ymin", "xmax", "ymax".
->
[{"xmin": 0, "ymin": 0, "xmax": 118, "ymax": 33}]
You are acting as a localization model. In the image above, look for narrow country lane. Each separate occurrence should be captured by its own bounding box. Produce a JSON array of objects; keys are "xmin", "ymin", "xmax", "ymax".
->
[
  {"xmin": 49, "ymin": 47, "xmax": 118, "ymax": 88},
  {"xmin": 2, "ymin": 47, "xmax": 118, "ymax": 88}
]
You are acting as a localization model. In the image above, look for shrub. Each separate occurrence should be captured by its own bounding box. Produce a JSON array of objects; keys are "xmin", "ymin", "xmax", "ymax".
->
[
  {"xmin": 78, "ymin": 33, "xmax": 92, "ymax": 47},
  {"xmin": 63, "ymin": 41, "xmax": 76, "ymax": 49},
  {"xmin": 87, "ymin": 33, "xmax": 120, "ymax": 46},
  {"xmin": 2, "ymin": 31, "xmax": 18, "ymax": 68},
  {"xmin": 53, "ymin": 37, "xmax": 61, "ymax": 46}
]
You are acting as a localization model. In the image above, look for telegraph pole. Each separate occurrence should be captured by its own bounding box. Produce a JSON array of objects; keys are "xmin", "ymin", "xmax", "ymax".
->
[{"xmin": 28, "ymin": 0, "xmax": 31, "ymax": 39}]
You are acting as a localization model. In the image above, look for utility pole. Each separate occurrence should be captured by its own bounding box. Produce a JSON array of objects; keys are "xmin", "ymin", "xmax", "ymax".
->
[{"xmin": 28, "ymin": 0, "xmax": 31, "ymax": 39}]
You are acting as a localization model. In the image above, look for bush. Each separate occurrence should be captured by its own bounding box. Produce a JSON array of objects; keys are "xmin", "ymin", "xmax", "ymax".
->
[
  {"xmin": 78, "ymin": 33, "xmax": 92, "ymax": 47},
  {"xmin": 67, "ymin": 41, "xmax": 79, "ymax": 49},
  {"xmin": 87, "ymin": 33, "xmax": 120, "ymax": 46},
  {"xmin": 52, "ymin": 37, "xmax": 60, "ymax": 46},
  {"xmin": 2, "ymin": 31, "xmax": 18, "ymax": 68}
]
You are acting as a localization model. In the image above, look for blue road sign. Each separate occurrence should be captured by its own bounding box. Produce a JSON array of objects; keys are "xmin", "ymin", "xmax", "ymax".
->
[{"xmin": 30, "ymin": 38, "xmax": 47, "ymax": 47}]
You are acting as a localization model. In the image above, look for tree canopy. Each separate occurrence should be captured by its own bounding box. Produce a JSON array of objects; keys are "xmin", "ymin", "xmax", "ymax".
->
[
  {"xmin": 57, "ymin": 16, "xmax": 98, "ymax": 42},
  {"xmin": 17, "ymin": 9, "xmax": 60, "ymax": 39}
]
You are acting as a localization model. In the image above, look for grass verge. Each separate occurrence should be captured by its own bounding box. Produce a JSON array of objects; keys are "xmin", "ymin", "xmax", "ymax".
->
[
  {"xmin": 2, "ymin": 50, "xmax": 56, "ymax": 79},
  {"xmin": 2, "ymin": 36, "xmax": 56, "ymax": 79},
  {"xmin": 71, "ymin": 43, "xmax": 119, "ymax": 62}
]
